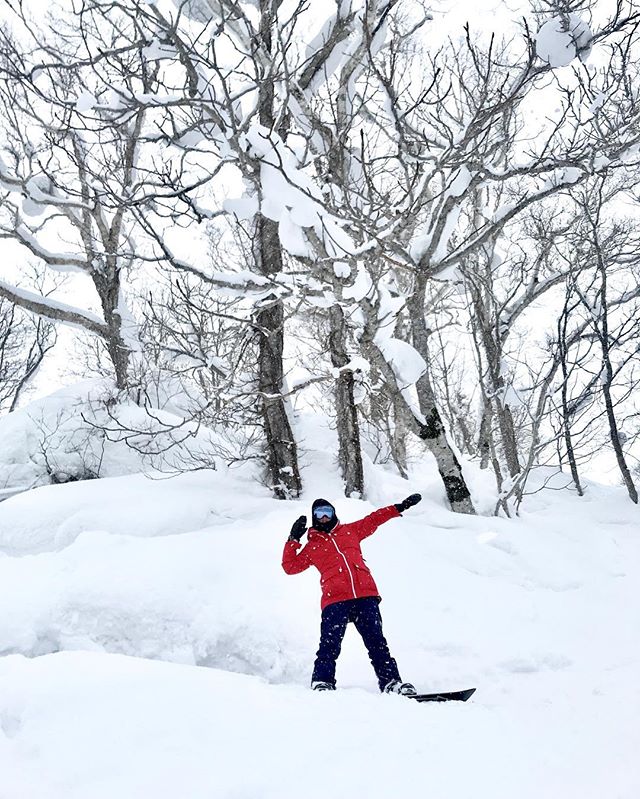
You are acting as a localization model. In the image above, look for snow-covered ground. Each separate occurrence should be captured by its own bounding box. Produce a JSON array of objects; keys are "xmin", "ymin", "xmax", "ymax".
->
[{"xmin": 0, "ymin": 410, "xmax": 639, "ymax": 798}]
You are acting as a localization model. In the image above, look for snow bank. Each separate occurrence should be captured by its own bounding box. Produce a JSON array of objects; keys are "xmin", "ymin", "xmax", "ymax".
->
[
  {"xmin": 0, "ymin": 380, "xmax": 220, "ymax": 489},
  {"xmin": 0, "ymin": 469, "xmax": 268, "ymax": 555}
]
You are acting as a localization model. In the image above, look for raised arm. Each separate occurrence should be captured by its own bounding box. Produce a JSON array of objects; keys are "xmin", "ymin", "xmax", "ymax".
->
[
  {"xmin": 355, "ymin": 494, "xmax": 422, "ymax": 542},
  {"xmin": 354, "ymin": 505, "xmax": 401, "ymax": 542},
  {"xmin": 282, "ymin": 515, "xmax": 312, "ymax": 575}
]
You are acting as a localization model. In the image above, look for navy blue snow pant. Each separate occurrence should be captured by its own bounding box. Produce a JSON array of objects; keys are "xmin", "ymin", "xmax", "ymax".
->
[{"xmin": 311, "ymin": 596, "xmax": 402, "ymax": 691}]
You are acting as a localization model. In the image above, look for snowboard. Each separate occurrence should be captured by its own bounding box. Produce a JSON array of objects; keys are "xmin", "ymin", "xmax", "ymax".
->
[{"xmin": 407, "ymin": 688, "xmax": 476, "ymax": 703}]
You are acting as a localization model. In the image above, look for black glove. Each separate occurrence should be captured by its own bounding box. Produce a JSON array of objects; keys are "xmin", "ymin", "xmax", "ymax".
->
[
  {"xmin": 288, "ymin": 515, "xmax": 307, "ymax": 542},
  {"xmin": 395, "ymin": 493, "xmax": 422, "ymax": 513}
]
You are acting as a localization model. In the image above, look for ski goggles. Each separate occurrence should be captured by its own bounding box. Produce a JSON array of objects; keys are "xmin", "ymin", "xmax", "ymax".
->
[{"xmin": 313, "ymin": 505, "xmax": 334, "ymax": 519}]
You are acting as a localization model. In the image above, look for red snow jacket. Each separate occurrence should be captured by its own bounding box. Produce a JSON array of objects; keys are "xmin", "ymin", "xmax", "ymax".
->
[{"xmin": 281, "ymin": 505, "xmax": 401, "ymax": 609}]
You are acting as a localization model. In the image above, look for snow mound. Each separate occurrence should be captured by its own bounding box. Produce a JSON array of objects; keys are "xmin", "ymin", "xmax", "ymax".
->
[
  {"xmin": 0, "ymin": 380, "xmax": 221, "ymax": 489},
  {"xmin": 0, "ymin": 469, "xmax": 267, "ymax": 555}
]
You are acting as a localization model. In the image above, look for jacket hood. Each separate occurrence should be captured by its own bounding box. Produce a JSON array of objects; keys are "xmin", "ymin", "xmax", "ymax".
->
[{"xmin": 311, "ymin": 498, "xmax": 338, "ymax": 533}]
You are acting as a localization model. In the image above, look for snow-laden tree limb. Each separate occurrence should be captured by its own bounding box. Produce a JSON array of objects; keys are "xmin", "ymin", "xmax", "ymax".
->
[{"xmin": 0, "ymin": 279, "xmax": 108, "ymax": 337}]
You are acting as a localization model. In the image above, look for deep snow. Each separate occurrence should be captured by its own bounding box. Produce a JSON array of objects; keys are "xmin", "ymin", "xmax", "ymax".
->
[{"xmin": 0, "ymin": 414, "xmax": 639, "ymax": 797}]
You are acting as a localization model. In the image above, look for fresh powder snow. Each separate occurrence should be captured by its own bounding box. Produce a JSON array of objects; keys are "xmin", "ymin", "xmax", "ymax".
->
[{"xmin": 0, "ymin": 402, "xmax": 638, "ymax": 798}]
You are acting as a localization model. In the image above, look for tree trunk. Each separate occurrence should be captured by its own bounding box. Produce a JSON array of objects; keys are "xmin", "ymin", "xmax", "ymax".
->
[
  {"xmin": 407, "ymin": 279, "xmax": 475, "ymax": 514},
  {"xmin": 252, "ymin": 0, "xmax": 302, "ymax": 499},
  {"xmin": 597, "ymin": 259, "xmax": 638, "ymax": 504},
  {"xmin": 477, "ymin": 403, "xmax": 492, "ymax": 469},
  {"xmin": 390, "ymin": 395, "xmax": 409, "ymax": 479},
  {"xmin": 558, "ymin": 302, "xmax": 584, "ymax": 496},
  {"xmin": 475, "ymin": 294, "xmax": 521, "ymax": 480},
  {"xmin": 361, "ymin": 311, "xmax": 474, "ymax": 513},
  {"xmin": 413, "ymin": 384, "xmax": 476, "ymax": 513},
  {"xmin": 494, "ymin": 401, "xmax": 522, "ymax": 479},
  {"xmin": 602, "ymin": 377, "xmax": 637, "ymax": 503},
  {"xmin": 329, "ymin": 303, "xmax": 364, "ymax": 497},
  {"xmin": 254, "ymin": 218, "xmax": 302, "ymax": 499},
  {"xmin": 93, "ymin": 274, "xmax": 131, "ymax": 392}
]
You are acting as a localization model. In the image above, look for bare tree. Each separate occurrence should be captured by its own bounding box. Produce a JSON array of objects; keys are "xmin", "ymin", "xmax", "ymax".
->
[
  {"xmin": 493, "ymin": 175, "xmax": 640, "ymax": 508},
  {"xmin": 569, "ymin": 182, "xmax": 640, "ymax": 502},
  {"xmin": 0, "ymin": 298, "xmax": 56, "ymax": 412},
  {"xmin": 0, "ymin": 6, "xmax": 159, "ymax": 390},
  {"xmin": 273, "ymin": 0, "xmax": 640, "ymax": 510},
  {"xmin": 2, "ymin": 0, "xmax": 640, "ymax": 511}
]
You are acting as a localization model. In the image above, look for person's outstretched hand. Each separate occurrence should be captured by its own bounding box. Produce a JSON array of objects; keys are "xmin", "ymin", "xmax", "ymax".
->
[
  {"xmin": 394, "ymin": 493, "xmax": 422, "ymax": 513},
  {"xmin": 288, "ymin": 515, "xmax": 307, "ymax": 541}
]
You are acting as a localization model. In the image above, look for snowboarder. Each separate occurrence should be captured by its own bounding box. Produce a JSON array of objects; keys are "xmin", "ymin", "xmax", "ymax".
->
[{"xmin": 282, "ymin": 494, "xmax": 422, "ymax": 693}]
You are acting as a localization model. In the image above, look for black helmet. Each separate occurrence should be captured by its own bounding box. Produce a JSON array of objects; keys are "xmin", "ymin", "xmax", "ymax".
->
[{"xmin": 311, "ymin": 498, "xmax": 338, "ymax": 533}]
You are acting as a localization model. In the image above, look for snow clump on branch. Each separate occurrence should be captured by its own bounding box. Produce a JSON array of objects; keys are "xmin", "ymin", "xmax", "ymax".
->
[{"xmin": 536, "ymin": 14, "xmax": 593, "ymax": 68}]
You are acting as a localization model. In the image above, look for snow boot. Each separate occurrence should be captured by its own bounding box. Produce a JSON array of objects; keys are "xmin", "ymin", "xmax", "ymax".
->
[
  {"xmin": 311, "ymin": 681, "xmax": 335, "ymax": 691},
  {"xmin": 383, "ymin": 680, "xmax": 417, "ymax": 696}
]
